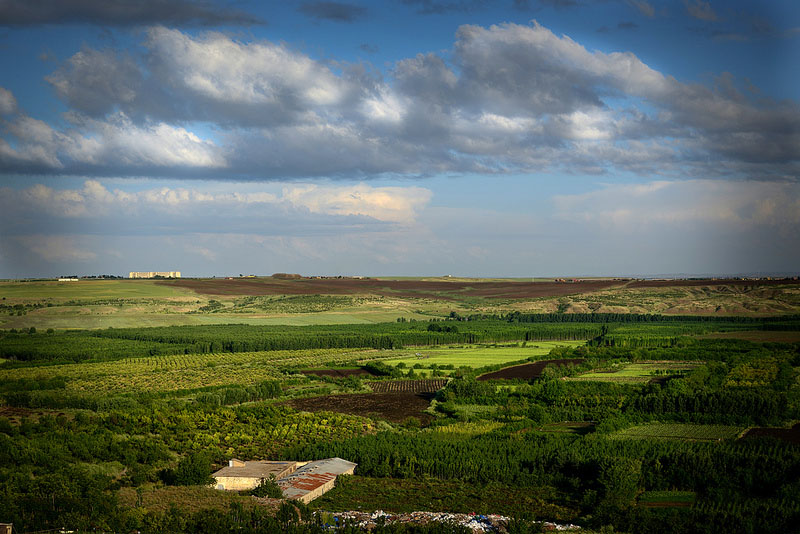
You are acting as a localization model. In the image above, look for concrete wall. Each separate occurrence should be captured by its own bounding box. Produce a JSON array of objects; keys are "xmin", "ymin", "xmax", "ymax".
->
[{"xmin": 214, "ymin": 476, "xmax": 262, "ymax": 491}]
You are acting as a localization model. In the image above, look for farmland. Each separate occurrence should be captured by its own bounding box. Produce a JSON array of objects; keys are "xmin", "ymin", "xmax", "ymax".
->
[
  {"xmin": 380, "ymin": 341, "xmax": 584, "ymax": 375},
  {"xmin": 0, "ymin": 278, "xmax": 799, "ymax": 533},
  {"xmin": 2, "ymin": 277, "xmax": 800, "ymax": 331},
  {"xmin": 609, "ymin": 423, "xmax": 746, "ymax": 442},
  {"xmin": 569, "ymin": 361, "xmax": 702, "ymax": 384}
]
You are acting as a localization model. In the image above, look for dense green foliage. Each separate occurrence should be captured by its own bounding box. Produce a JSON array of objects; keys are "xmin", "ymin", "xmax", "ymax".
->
[
  {"xmin": 1, "ymin": 316, "xmax": 799, "ymax": 533},
  {"xmin": 0, "ymin": 321, "xmax": 606, "ymax": 365}
]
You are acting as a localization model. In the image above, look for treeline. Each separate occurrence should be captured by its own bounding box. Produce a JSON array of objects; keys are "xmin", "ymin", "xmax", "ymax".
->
[
  {"xmin": 283, "ymin": 431, "xmax": 800, "ymax": 532},
  {"xmin": 0, "ymin": 321, "xmax": 602, "ymax": 365},
  {"xmin": 464, "ymin": 312, "xmax": 800, "ymax": 325}
]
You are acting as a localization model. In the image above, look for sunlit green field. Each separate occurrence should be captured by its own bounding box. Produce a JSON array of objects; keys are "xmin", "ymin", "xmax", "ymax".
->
[
  {"xmin": 381, "ymin": 341, "xmax": 585, "ymax": 370},
  {"xmin": 569, "ymin": 361, "xmax": 701, "ymax": 383},
  {"xmin": 0, "ymin": 280, "xmax": 194, "ymax": 300}
]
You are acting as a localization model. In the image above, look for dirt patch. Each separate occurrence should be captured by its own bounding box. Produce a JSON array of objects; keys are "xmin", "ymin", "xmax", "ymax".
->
[
  {"xmin": 158, "ymin": 277, "xmax": 623, "ymax": 300},
  {"xmin": 301, "ymin": 368, "xmax": 375, "ymax": 378},
  {"xmin": 626, "ymin": 279, "xmax": 794, "ymax": 289},
  {"xmin": 742, "ymin": 423, "xmax": 800, "ymax": 445},
  {"xmin": 477, "ymin": 359, "xmax": 585, "ymax": 381},
  {"xmin": 0, "ymin": 406, "xmax": 70, "ymax": 423},
  {"xmin": 287, "ymin": 392, "xmax": 435, "ymax": 424},
  {"xmin": 368, "ymin": 379, "xmax": 448, "ymax": 393}
]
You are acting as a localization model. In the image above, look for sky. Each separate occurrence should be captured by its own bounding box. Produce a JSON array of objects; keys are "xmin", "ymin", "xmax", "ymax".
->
[{"xmin": 0, "ymin": 0, "xmax": 798, "ymax": 278}]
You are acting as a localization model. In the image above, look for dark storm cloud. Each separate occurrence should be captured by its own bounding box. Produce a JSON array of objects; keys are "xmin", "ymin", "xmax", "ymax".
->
[
  {"xmin": 0, "ymin": 0, "xmax": 263, "ymax": 27},
  {"xmin": 297, "ymin": 2, "xmax": 368, "ymax": 22}
]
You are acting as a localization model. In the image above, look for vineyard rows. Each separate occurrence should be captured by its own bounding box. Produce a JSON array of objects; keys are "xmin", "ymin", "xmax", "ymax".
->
[{"xmin": 368, "ymin": 379, "xmax": 448, "ymax": 393}]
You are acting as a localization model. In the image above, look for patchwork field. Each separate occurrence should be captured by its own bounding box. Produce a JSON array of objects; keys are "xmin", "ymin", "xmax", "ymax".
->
[
  {"xmin": 0, "ymin": 348, "xmax": 380, "ymax": 394},
  {"xmin": 380, "ymin": 342, "xmax": 585, "ymax": 375},
  {"xmin": 610, "ymin": 423, "xmax": 746, "ymax": 442},
  {"xmin": 3, "ymin": 277, "xmax": 798, "ymax": 331},
  {"xmin": 477, "ymin": 358, "xmax": 585, "ymax": 381},
  {"xmin": 286, "ymin": 391, "xmax": 438, "ymax": 424},
  {"xmin": 2, "ymin": 278, "xmax": 799, "ymax": 533},
  {"xmin": 570, "ymin": 361, "xmax": 702, "ymax": 384}
]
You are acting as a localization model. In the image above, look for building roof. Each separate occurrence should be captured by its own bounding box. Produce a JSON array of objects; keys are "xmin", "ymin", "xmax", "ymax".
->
[
  {"xmin": 213, "ymin": 460, "xmax": 297, "ymax": 479},
  {"xmin": 278, "ymin": 457, "xmax": 356, "ymax": 501}
]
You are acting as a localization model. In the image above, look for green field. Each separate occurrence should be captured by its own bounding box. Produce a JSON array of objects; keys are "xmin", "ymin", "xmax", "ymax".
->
[
  {"xmin": 610, "ymin": 423, "xmax": 746, "ymax": 442},
  {"xmin": 570, "ymin": 361, "xmax": 701, "ymax": 383},
  {"xmin": 381, "ymin": 341, "xmax": 585, "ymax": 371},
  {"xmin": 2, "ymin": 279, "xmax": 800, "ymax": 533},
  {"xmin": 0, "ymin": 279, "xmax": 194, "ymax": 300},
  {"xmin": 0, "ymin": 348, "xmax": 381, "ymax": 394}
]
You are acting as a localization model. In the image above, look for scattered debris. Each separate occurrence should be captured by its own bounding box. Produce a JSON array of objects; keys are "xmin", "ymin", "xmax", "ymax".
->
[{"xmin": 315, "ymin": 510, "xmax": 581, "ymax": 532}]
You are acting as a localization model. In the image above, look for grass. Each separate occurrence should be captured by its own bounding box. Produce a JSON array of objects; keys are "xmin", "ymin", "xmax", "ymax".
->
[
  {"xmin": 117, "ymin": 485, "xmax": 261, "ymax": 514},
  {"xmin": 310, "ymin": 475, "xmax": 578, "ymax": 520},
  {"xmin": 0, "ymin": 308, "xmax": 434, "ymax": 330},
  {"xmin": 428, "ymin": 421, "xmax": 504, "ymax": 435},
  {"xmin": 570, "ymin": 361, "xmax": 701, "ymax": 383},
  {"xmin": 381, "ymin": 342, "xmax": 585, "ymax": 370},
  {"xmin": 609, "ymin": 423, "xmax": 746, "ymax": 442},
  {"xmin": 0, "ymin": 280, "xmax": 195, "ymax": 300},
  {"xmin": 536, "ymin": 422, "xmax": 595, "ymax": 435},
  {"xmin": 0, "ymin": 348, "xmax": 380, "ymax": 395}
]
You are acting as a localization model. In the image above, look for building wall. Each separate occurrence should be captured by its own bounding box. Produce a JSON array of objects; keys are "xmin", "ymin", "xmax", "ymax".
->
[
  {"xmin": 128, "ymin": 271, "xmax": 181, "ymax": 279},
  {"xmin": 296, "ymin": 478, "xmax": 336, "ymax": 504},
  {"xmin": 214, "ymin": 476, "xmax": 262, "ymax": 491}
]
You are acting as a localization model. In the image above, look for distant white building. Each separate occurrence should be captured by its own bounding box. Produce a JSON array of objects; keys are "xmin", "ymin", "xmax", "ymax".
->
[{"xmin": 129, "ymin": 271, "xmax": 181, "ymax": 279}]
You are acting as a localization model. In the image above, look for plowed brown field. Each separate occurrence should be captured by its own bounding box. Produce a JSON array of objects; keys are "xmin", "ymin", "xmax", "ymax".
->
[
  {"xmin": 159, "ymin": 277, "xmax": 795, "ymax": 300},
  {"xmin": 477, "ymin": 359, "xmax": 585, "ymax": 381},
  {"xmin": 158, "ymin": 277, "xmax": 622, "ymax": 299},
  {"xmin": 286, "ymin": 392, "xmax": 435, "ymax": 424},
  {"xmin": 742, "ymin": 423, "xmax": 800, "ymax": 445}
]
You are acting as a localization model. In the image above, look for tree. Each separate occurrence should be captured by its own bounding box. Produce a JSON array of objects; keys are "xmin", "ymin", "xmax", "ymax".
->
[
  {"xmin": 250, "ymin": 475, "xmax": 283, "ymax": 498},
  {"xmin": 173, "ymin": 452, "xmax": 214, "ymax": 486}
]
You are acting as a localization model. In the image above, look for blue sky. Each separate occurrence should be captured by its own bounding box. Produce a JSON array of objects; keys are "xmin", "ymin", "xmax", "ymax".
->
[{"xmin": 0, "ymin": 0, "xmax": 798, "ymax": 278}]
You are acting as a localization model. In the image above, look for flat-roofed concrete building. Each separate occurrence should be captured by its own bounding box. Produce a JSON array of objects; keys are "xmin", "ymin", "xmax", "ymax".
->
[
  {"xmin": 212, "ymin": 459, "xmax": 298, "ymax": 491},
  {"xmin": 128, "ymin": 271, "xmax": 181, "ymax": 279},
  {"xmin": 278, "ymin": 457, "xmax": 357, "ymax": 504}
]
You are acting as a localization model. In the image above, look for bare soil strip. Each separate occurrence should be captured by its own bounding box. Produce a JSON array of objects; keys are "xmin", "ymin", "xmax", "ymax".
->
[
  {"xmin": 159, "ymin": 277, "xmax": 794, "ymax": 300},
  {"xmin": 286, "ymin": 392, "xmax": 435, "ymax": 424},
  {"xmin": 742, "ymin": 423, "xmax": 800, "ymax": 445},
  {"xmin": 477, "ymin": 359, "xmax": 585, "ymax": 381}
]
